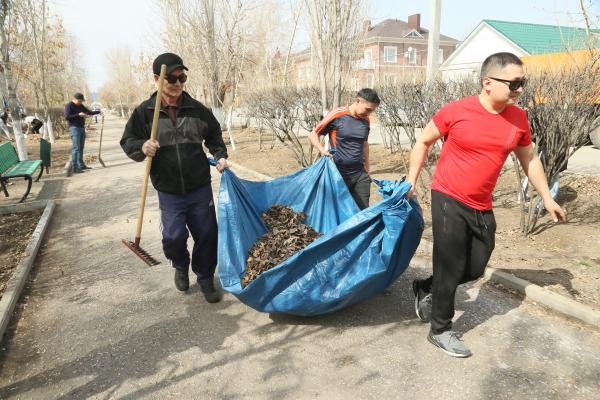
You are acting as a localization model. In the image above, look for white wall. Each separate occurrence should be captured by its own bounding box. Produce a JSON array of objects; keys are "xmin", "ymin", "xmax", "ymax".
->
[{"xmin": 440, "ymin": 23, "xmax": 529, "ymax": 81}]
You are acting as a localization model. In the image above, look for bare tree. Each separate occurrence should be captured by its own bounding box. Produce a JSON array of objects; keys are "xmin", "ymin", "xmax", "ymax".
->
[
  {"xmin": 518, "ymin": 53, "xmax": 600, "ymax": 234},
  {"xmin": 0, "ymin": 0, "xmax": 27, "ymax": 159},
  {"xmin": 376, "ymin": 78, "xmax": 478, "ymax": 203},
  {"xmin": 306, "ymin": 0, "xmax": 363, "ymax": 114},
  {"xmin": 22, "ymin": 0, "xmax": 56, "ymax": 142},
  {"xmin": 248, "ymin": 87, "xmax": 312, "ymax": 166},
  {"xmin": 282, "ymin": 0, "xmax": 303, "ymax": 87}
]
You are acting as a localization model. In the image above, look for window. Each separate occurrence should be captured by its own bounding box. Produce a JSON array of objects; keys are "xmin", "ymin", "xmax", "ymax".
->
[
  {"xmin": 305, "ymin": 66, "xmax": 312, "ymax": 81},
  {"xmin": 366, "ymin": 74, "xmax": 374, "ymax": 88},
  {"xmin": 364, "ymin": 50, "xmax": 372, "ymax": 68},
  {"xmin": 404, "ymin": 29, "xmax": 423, "ymax": 38},
  {"xmin": 384, "ymin": 46, "xmax": 397, "ymax": 63},
  {"xmin": 408, "ymin": 47, "xmax": 417, "ymax": 65},
  {"xmin": 384, "ymin": 74, "xmax": 397, "ymax": 85},
  {"xmin": 438, "ymin": 49, "xmax": 444, "ymax": 64}
]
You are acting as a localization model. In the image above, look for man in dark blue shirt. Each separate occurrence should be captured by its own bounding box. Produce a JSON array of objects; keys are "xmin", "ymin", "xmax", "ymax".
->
[
  {"xmin": 64, "ymin": 93, "xmax": 100, "ymax": 173},
  {"xmin": 308, "ymin": 88, "xmax": 380, "ymax": 209}
]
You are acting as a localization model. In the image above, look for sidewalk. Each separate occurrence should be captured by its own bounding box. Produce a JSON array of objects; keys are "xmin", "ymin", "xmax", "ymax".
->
[{"xmin": 0, "ymin": 115, "xmax": 599, "ymax": 399}]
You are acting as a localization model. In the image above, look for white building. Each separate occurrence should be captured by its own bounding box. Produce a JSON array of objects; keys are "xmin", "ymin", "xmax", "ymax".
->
[{"xmin": 440, "ymin": 19, "xmax": 598, "ymax": 81}]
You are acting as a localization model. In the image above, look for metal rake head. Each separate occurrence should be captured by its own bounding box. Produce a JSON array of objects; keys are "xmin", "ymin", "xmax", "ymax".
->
[{"xmin": 122, "ymin": 239, "xmax": 160, "ymax": 266}]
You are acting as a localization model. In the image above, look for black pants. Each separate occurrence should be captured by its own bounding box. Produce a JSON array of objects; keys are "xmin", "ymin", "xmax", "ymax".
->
[
  {"xmin": 422, "ymin": 190, "xmax": 496, "ymax": 334},
  {"xmin": 342, "ymin": 170, "xmax": 371, "ymax": 210},
  {"xmin": 31, "ymin": 119, "xmax": 43, "ymax": 134}
]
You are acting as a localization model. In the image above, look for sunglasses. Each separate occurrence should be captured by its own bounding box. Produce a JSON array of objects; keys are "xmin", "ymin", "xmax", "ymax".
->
[
  {"xmin": 488, "ymin": 77, "xmax": 527, "ymax": 91},
  {"xmin": 162, "ymin": 73, "xmax": 188, "ymax": 84}
]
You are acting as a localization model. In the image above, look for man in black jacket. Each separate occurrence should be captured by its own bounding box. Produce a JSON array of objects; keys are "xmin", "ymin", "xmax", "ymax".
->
[{"xmin": 121, "ymin": 53, "xmax": 228, "ymax": 303}]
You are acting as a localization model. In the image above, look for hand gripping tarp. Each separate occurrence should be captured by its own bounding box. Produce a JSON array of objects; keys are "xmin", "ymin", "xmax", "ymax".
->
[{"xmin": 216, "ymin": 157, "xmax": 424, "ymax": 316}]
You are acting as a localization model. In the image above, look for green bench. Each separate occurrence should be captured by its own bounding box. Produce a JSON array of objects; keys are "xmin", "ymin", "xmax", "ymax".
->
[
  {"xmin": 0, "ymin": 141, "xmax": 44, "ymax": 202},
  {"xmin": 40, "ymin": 138, "xmax": 51, "ymax": 173}
]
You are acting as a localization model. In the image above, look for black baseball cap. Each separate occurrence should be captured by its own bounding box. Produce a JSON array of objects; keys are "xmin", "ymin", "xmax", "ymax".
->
[
  {"xmin": 73, "ymin": 92, "xmax": 85, "ymax": 101},
  {"xmin": 153, "ymin": 53, "xmax": 188, "ymax": 75}
]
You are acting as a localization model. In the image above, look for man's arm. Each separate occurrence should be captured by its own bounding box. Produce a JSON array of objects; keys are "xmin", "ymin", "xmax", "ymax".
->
[
  {"xmin": 363, "ymin": 141, "xmax": 370, "ymax": 173},
  {"xmin": 203, "ymin": 109, "xmax": 229, "ymax": 173},
  {"xmin": 82, "ymin": 104, "xmax": 101, "ymax": 115},
  {"xmin": 120, "ymin": 108, "xmax": 149, "ymax": 162},
  {"xmin": 514, "ymin": 144, "xmax": 566, "ymax": 222},
  {"xmin": 407, "ymin": 120, "xmax": 444, "ymax": 198},
  {"xmin": 309, "ymin": 113, "xmax": 336, "ymax": 157},
  {"xmin": 308, "ymin": 128, "xmax": 328, "ymax": 156}
]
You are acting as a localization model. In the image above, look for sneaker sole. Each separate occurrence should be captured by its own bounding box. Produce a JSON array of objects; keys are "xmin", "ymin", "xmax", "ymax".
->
[{"xmin": 427, "ymin": 334, "xmax": 472, "ymax": 358}]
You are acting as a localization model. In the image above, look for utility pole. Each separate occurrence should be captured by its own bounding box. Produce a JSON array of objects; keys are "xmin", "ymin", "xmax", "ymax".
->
[{"xmin": 426, "ymin": 0, "xmax": 442, "ymax": 82}]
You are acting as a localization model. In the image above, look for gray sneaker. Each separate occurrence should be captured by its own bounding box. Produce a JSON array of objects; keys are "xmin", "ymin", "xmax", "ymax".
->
[
  {"xmin": 412, "ymin": 279, "xmax": 432, "ymax": 322},
  {"xmin": 427, "ymin": 330, "xmax": 472, "ymax": 358}
]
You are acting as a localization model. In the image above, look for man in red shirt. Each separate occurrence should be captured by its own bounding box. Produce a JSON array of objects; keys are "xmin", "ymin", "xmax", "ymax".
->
[{"xmin": 407, "ymin": 52, "xmax": 565, "ymax": 358}]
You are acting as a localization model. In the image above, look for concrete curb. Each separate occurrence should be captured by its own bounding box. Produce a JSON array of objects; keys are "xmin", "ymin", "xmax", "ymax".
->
[
  {"xmin": 417, "ymin": 237, "xmax": 600, "ymax": 328},
  {"xmin": 0, "ymin": 200, "xmax": 49, "ymax": 215},
  {"xmin": 0, "ymin": 200, "xmax": 55, "ymax": 340},
  {"xmin": 227, "ymin": 160, "xmax": 272, "ymax": 181}
]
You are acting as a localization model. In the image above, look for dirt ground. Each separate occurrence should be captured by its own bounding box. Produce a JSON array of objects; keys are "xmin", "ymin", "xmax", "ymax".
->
[
  {"xmin": 227, "ymin": 127, "xmax": 600, "ymax": 309},
  {"xmin": 0, "ymin": 210, "xmax": 43, "ymax": 300}
]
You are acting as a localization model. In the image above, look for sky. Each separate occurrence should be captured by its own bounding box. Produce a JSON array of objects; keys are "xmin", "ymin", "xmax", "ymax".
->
[{"xmin": 50, "ymin": 0, "xmax": 599, "ymax": 92}]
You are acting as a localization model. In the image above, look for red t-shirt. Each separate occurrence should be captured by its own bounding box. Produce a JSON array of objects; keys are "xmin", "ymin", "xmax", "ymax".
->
[{"xmin": 431, "ymin": 96, "xmax": 532, "ymax": 210}]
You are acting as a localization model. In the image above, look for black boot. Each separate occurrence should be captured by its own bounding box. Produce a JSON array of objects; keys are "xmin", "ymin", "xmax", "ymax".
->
[
  {"xmin": 174, "ymin": 269, "xmax": 189, "ymax": 292},
  {"xmin": 198, "ymin": 279, "xmax": 222, "ymax": 303}
]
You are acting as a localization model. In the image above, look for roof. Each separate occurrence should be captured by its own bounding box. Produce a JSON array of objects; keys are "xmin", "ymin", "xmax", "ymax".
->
[
  {"xmin": 366, "ymin": 18, "xmax": 458, "ymax": 42},
  {"xmin": 293, "ymin": 17, "xmax": 459, "ymax": 59},
  {"xmin": 484, "ymin": 19, "xmax": 600, "ymax": 54}
]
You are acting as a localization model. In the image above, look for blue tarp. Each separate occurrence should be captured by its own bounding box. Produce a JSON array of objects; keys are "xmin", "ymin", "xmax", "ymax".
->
[{"xmin": 216, "ymin": 157, "xmax": 424, "ymax": 316}]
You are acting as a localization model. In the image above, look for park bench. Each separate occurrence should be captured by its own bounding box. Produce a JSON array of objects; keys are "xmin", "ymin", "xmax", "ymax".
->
[
  {"xmin": 0, "ymin": 141, "xmax": 44, "ymax": 203},
  {"xmin": 40, "ymin": 138, "xmax": 51, "ymax": 174}
]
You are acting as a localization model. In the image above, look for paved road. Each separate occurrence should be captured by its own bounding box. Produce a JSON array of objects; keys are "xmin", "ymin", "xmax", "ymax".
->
[{"xmin": 0, "ymin": 115, "xmax": 598, "ymax": 399}]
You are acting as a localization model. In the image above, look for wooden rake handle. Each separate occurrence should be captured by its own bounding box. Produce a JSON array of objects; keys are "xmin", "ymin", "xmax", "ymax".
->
[{"xmin": 135, "ymin": 64, "xmax": 166, "ymax": 241}]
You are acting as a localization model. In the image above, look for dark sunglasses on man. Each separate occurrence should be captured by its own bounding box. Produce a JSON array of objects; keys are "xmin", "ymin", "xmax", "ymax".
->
[
  {"xmin": 488, "ymin": 76, "xmax": 527, "ymax": 91},
  {"xmin": 156, "ymin": 73, "xmax": 188, "ymax": 84}
]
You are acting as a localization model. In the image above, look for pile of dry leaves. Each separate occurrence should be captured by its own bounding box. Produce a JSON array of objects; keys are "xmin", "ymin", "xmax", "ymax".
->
[{"xmin": 242, "ymin": 205, "xmax": 321, "ymax": 288}]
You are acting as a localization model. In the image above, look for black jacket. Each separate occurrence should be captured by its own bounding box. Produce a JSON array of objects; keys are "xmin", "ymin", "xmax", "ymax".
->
[
  {"xmin": 64, "ymin": 102, "xmax": 100, "ymax": 128},
  {"xmin": 120, "ymin": 91, "xmax": 228, "ymax": 194}
]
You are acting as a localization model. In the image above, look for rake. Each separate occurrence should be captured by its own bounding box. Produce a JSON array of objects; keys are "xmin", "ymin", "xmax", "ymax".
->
[
  {"xmin": 97, "ymin": 113, "xmax": 106, "ymax": 167},
  {"xmin": 122, "ymin": 64, "xmax": 166, "ymax": 266}
]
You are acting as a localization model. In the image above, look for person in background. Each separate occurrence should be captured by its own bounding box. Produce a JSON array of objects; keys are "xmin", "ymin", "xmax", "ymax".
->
[
  {"xmin": 0, "ymin": 108, "xmax": 12, "ymax": 141},
  {"xmin": 64, "ymin": 93, "xmax": 100, "ymax": 173},
  {"xmin": 21, "ymin": 114, "xmax": 44, "ymax": 138}
]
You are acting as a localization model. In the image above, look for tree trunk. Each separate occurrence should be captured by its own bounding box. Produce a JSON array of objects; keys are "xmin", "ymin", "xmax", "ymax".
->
[
  {"xmin": 203, "ymin": 0, "xmax": 220, "ymax": 108},
  {"xmin": 0, "ymin": 0, "xmax": 27, "ymax": 159},
  {"xmin": 307, "ymin": 0, "xmax": 328, "ymax": 115},
  {"xmin": 282, "ymin": 2, "xmax": 303, "ymax": 87},
  {"xmin": 30, "ymin": 0, "xmax": 54, "ymax": 143}
]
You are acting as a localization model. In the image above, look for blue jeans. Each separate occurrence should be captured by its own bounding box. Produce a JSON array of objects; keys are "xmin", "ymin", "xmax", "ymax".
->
[
  {"xmin": 69, "ymin": 126, "xmax": 86, "ymax": 170},
  {"xmin": 158, "ymin": 184, "xmax": 218, "ymax": 281}
]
